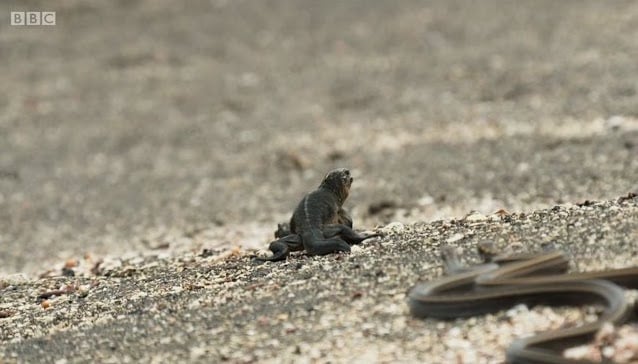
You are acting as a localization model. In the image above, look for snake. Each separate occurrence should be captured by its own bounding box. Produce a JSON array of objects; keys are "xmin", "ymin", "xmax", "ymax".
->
[{"xmin": 408, "ymin": 243, "xmax": 638, "ymax": 363}]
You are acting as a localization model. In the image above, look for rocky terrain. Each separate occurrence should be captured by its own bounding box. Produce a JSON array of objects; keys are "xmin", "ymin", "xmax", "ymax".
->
[{"xmin": 1, "ymin": 0, "xmax": 638, "ymax": 362}]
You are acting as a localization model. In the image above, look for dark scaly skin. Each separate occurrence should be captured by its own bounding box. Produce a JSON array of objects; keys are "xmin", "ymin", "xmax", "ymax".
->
[{"xmin": 259, "ymin": 168, "xmax": 377, "ymax": 261}]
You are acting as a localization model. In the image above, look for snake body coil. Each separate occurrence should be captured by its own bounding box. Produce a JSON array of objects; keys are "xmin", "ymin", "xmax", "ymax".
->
[{"xmin": 408, "ymin": 246, "xmax": 638, "ymax": 363}]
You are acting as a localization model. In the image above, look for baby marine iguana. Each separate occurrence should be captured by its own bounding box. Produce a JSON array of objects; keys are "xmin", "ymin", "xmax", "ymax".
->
[{"xmin": 258, "ymin": 168, "xmax": 378, "ymax": 261}]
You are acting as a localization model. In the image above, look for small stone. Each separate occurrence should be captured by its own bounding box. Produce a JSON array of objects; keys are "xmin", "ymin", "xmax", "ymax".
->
[
  {"xmin": 417, "ymin": 195, "xmax": 434, "ymax": 206},
  {"xmin": 465, "ymin": 210, "xmax": 487, "ymax": 222},
  {"xmin": 448, "ymin": 327, "xmax": 462, "ymax": 337},
  {"xmin": 64, "ymin": 259, "xmax": 79, "ymax": 269},
  {"xmin": 256, "ymin": 315, "xmax": 269, "ymax": 326},
  {"xmin": 61, "ymin": 267, "xmax": 75, "ymax": 277},
  {"xmin": 0, "ymin": 310, "xmax": 15, "ymax": 318},
  {"xmin": 605, "ymin": 115, "xmax": 625, "ymax": 130},
  {"xmin": 350, "ymin": 245, "xmax": 363, "ymax": 254},
  {"xmin": 190, "ymin": 345, "xmax": 207, "ymax": 359},
  {"xmin": 276, "ymin": 313, "xmax": 289, "ymax": 321},
  {"xmin": 564, "ymin": 345, "xmax": 601, "ymax": 362},
  {"xmin": 381, "ymin": 222, "xmax": 405, "ymax": 233},
  {"xmin": 602, "ymin": 346, "xmax": 615, "ymax": 358},
  {"xmin": 506, "ymin": 304, "xmax": 529, "ymax": 318},
  {"xmin": 283, "ymin": 323, "xmax": 297, "ymax": 334},
  {"xmin": 446, "ymin": 233, "xmax": 465, "ymax": 244}
]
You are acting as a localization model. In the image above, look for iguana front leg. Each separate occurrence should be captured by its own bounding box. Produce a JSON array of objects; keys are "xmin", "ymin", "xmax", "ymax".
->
[{"xmin": 337, "ymin": 207, "xmax": 353, "ymax": 228}]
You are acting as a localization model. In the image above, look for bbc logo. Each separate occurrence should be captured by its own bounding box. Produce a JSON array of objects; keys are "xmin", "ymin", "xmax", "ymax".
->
[{"xmin": 11, "ymin": 11, "xmax": 56, "ymax": 26}]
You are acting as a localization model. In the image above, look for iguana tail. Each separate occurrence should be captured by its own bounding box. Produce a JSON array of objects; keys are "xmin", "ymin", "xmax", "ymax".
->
[
  {"xmin": 256, "ymin": 234, "xmax": 303, "ymax": 262},
  {"xmin": 254, "ymin": 240, "xmax": 289, "ymax": 262}
]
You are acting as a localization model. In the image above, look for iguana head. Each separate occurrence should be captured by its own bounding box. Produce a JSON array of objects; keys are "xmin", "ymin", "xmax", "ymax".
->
[{"xmin": 319, "ymin": 168, "xmax": 353, "ymax": 204}]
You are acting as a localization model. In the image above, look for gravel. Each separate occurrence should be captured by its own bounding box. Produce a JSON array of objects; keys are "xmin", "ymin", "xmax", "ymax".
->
[
  {"xmin": 2, "ymin": 197, "xmax": 637, "ymax": 363},
  {"xmin": 2, "ymin": 1, "xmax": 638, "ymax": 362}
]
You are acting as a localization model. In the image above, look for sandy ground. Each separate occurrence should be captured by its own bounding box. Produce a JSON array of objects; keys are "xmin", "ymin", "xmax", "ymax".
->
[{"xmin": 1, "ymin": 0, "xmax": 638, "ymax": 363}]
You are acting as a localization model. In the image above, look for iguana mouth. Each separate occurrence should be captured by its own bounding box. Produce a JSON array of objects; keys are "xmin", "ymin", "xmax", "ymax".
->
[
  {"xmin": 339, "ymin": 171, "xmax": 353, "ymax": 201},
  {"xmin": 344, "ymin": 175, "xmax": 353, "ymax": 189}
]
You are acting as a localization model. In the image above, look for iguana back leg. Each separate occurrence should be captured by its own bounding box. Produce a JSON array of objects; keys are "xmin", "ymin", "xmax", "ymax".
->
[
  {"xmin": 302, "ymin": 232, "xmax": 351, "ymax": 256},
  {"xmin": 321, "ymin": 224, "xmax": 379, "ymax": 244},
  {"xmin": 275, "ymin": 222, "xmax": 292, "ymax": 238}
]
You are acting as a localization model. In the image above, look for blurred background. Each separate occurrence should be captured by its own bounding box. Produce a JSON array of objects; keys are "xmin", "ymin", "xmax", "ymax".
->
[{"xmin": 1, "ymin": 0, "xmax": 637, "ymax": 275}]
